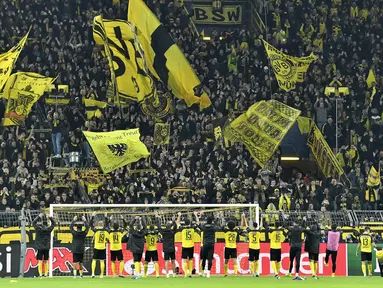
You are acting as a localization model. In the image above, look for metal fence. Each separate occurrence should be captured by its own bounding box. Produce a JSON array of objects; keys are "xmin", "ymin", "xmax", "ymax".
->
[{"xmin": 0, "ymin": 209, "xmax": 381, "ymax": 228}]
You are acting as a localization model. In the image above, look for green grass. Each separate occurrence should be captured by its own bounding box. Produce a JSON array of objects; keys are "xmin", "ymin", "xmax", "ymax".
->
[{"xmin": 2, "ymin": 276, "xmax": 382, "ymax": 288}]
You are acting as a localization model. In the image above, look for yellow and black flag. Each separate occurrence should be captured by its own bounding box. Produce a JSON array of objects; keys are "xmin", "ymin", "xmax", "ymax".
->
[
  {"xmin": 367, "ymin": 164, "xmax": 380, "ymax": 187},
  {"xmin": 93, "ymin": 16, "xmax": 155, "ymax": 104},
  {"xmin": 0, "ymin": 30, "xmax": 30, "ymax": 92},
  {"xmin": 128, "ymin": 0, "xmax": 211, "ymax": 111},
  {"xmin": 3, "ymin": 72, "xmax": 55, "ymax": 126},
  {"xmin": 83, "ymin": 129, "xmax": 150, "ymax": 173},
  {"xmin": 153, "ymin": 123, "xmax": 170, "ymax": 145}
]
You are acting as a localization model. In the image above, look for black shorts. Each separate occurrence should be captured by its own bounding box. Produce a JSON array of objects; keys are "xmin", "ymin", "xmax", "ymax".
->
[
  {"xmin": 73, "ymin": 253, "xmax": 84, "ymax": 263},
  {"xmin": 93, "ymin": 248, "xmax": 106, "ymax": 260},
  {"xmin": 164, "ymin": 252, "xmax": 176, "ymax": 261},
  {"xmin": 248, "ymin": 249, "xmax": 260, "ymax": 262},
  {"xmin": 182, "ymin": 247, "xmax": 194, "ymax": 259},
  {"xmin": 361, "ymin": 252, "xmax": 372, "ymax": 262},
  {"xmin": 37, "ymin": 249, "xmax": 49, "ymax": 261},
  {"xmin": 145, "ymin": 250, "xmax": 159, "ymax": 262},
  {"xmin": 201, "ymin": 245, "xmax": 214, "ymax": 260},
  {"xmin": 270, "ymin": 249, "xmax": 281, "ymax": 262},
  {"xmin": 133, "ymin": 252, "xmax": 143, "ymax": 262},
  {"xmin": 224, "ymin": 248, "xmax": 237, "ymax": 259},
  {"xmin": 309, "ymin": 252, "xmax": 319, "ymax": 262},
  {"xmin": 111, "ymin": 250, "xmax": 124, "ymax": 261}
]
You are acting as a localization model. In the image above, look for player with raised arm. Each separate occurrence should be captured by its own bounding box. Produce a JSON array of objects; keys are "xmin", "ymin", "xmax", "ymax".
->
[
  {"xmin": 304, "ymin": 223, "xmax": 321, "ymax": 280},
  {"xmin": 265, "ymin": 221, "xmax": 285, "ymax": 279},
  {"xmin": 90, "ymin": 212, "xmax": 109, "ymax": 278},
  {"xmin": 222, "ymin": 216, "xmax": 244, "ymax": 277},
  {"xmin": 32, "ymin": 212, "xmax": 56, "ymax": 278},
  {"xmin": 108, "ymin": 215, "xmax": 127, "ymax": 278},
  {"xmin": 144, "ymin": 223, "xmax": 160, "ymax": 278},
  {"xmin": 199, "ymin": 215, "xmax": 217, "ymax": 278},
  {"xmin": 70, "ymin": 215, "xmax": 90, "ymax": 278},
  {"xmin": 243, "ymin": 215, "xmax": 261, "ymax": 277},
  {"xmin": 156, "ymin": 214, "xmax": 177, "ymax": 278},
  {"xmin": 324, "ymin": 224, "xmax": 341, "ymax": 277},
  {"xmin": 176, "ymin": 211, "xmax": 200, "ymax": 278},
  {"xmin": 128, "ymin": 216, "xmax": 147, "ymax": 279},
  {"xmin": 356, "ymin": 227, "xmax": 376, "ymax": 277},
  {"xmin": 286, "ymin": 217, "xmax": 306, "ymax": 280}
]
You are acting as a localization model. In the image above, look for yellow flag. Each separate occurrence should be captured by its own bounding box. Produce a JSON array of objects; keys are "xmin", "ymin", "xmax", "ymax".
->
[
  {"xmin": 0, "ymin": 30, "xmax": 30, "ymax": 91},
  {"xmin": 367, "ymin": 165, "xmax": 380, "ymax": 187},
  {"xmin": 83, "ymin": 129, "xmax": 150, "ymax": 173},
  {"xmin": 128, "ymin": 0, "xmax": 211, "ymax": 111},
  {"xmin": 307, "ymin": 122, "xmax": 347, "ymax": 182},
  {"xmin": 93, "ymin": 16, "xmax": 154, "ymax": 104},
  {"xmin": 297, "ymin": 116, "xmax": 312, "ymax": 134},
  {"xmin": 263, "ymin": 40, "xmax": 316, "ymax": 91},
  {"xmin": 84, "ymin": 98, "xmax": 107, "ymax": 120},
  {"xmin": 153, "ymin": 123, "xmax": 170, "ymax": 145},
  {"xmin": 224, "ymin": 100, "xmax": 301, "ymax": 167},
  {"xmin": 366, "ymin": 69, "xmax": 376, "ymax": 88},
  {"xmin": 3, "ymin": 72, "xmax": 55, "ymax": 126}
]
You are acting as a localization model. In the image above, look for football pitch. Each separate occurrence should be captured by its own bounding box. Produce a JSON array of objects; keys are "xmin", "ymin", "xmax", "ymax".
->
[{"xmin": 2, "ymin": 276, "xmax": 381, "ymax": 288}]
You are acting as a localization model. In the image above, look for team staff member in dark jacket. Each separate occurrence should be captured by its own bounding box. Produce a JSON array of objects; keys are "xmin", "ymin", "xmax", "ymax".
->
[
  {"xmin": 70, "ymin": 215, "xmax": 90, "ymax": 278},
  {"xmin": 199, "ymin": 216, "xmax": 217, "ymax": 278},
  {"xmin": 156, "ymin": 215, "xmax": 177, "ymax": 278},
  {"xmin": 128, "ymin": 216, "xmax": 147, "ymax": 279},
  {"xmin": 32, "ymin": 212, "xmax": 56, "ymax": 277},
  {"xmin": 304, "ymin": 224, "xmax": 321, "ymax": 279},
  {"xmin": 286, "ymin": 217, "xmax": 306, "ymax": 280}
]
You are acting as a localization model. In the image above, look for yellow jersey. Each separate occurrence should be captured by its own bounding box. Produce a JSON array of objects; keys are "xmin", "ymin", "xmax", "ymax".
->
[
  {"xmin": 146, "ymin": 232, "xmax": 159, "ymax": 251},
  {"xmin": 224, "ymin": 227, "xmax": 241, "ymax": 249},
  {"xmin": 109, "ymin": 231, "xmax": 124, "ymax": 251},
  {"xmin": 180, "ymin": 226, "xmax": 196, "ymax": 248},
  {"xmin": 248, "ymin": 230, "xmax": 261, "ymax": 250},
  {"xmin": 94, "ymin": 230, "xmax": 109, "ymax": 250},
  {"xmin": 359, "ymin": 233, "xmax": 373, "ymax": 253},
  {"xmin": 269, "ymin": 229, "xmax": 285, "ymax": 249}
]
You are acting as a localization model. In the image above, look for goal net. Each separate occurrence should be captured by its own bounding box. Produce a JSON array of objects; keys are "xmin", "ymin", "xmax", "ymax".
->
[{"xmin": 48, "ymin": 204, "xmax": 259, "ymax": 277}]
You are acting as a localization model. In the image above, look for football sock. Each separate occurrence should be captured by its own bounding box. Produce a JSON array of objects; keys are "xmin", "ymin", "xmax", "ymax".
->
[
  {"xmin": 183, "ymin": 261, "xmax": 189, "ymax": 275},
  {"xmin": 368, "ymin": 263, "xmax": 372, "ymax": 275},
  {"xmin": 250, "ymin": 262, "xmax": 255, "ymax": 274},
  {"xmin": 144, "ymin": 264, "xmax": 148, "ymax": 276},
  {"xmin": 362, "ymin": 264, "xmax": 366, "ymax": 276},
  {"xmin": 100, "ymin": 261, "xmax": 105, "ymax": 276},
  {"xmin": 276, "ymin": 262, "xmax": 281, "ymax": 274},
  {"xmin": 234, "ymin": 264, "xmax": 238, "ymax": 275},
  {"xmin": 111, "ymin": 262, "xmax": 116, "ymax": 276},
  {"xmin": 38, "ymin": 261, "xmax": 43, "ymax": 276},
  {"xmin": 79, "ymin": 265, "xmax": 83, "ymax": 276},
  {"xmin": 44, "ymin": 261, "xmax": 49, "ymax": 276},
  {"xmin": 224, "ymin": 264, "xmax": 228, "ymax": 275},
  {"xmin": 188, "ymin": 260, "xmax": 193, "ymax": 274},
  {"xmin": 255, "ymin": 261, "xmax": 259, "ymax": 274},
  {"xmin": 314, "ymin": 263, "xmax": 318, "ymax": 275},
  {"xmin": 155, "ymin": 263, "xmax": 159, "ymax": 277},
  {"xmin": 119, "ymin": 261, "xmax": 124, "ymax": 275},
  {"xmin": 309, "ymin": 261, "xmax": 315, "ymax": 275},
  {"xmin": 134, "ymin": 262, "xmax": 141, "ymax": 275},
  {"xmin": 74, "ymin": 269, "xmax": 77, "ymax": 276},
  {"xmin": 200, "ymin": 262, "xmax": 203, "ymax": 273},
  {"xmin": 91, "ymin": 260, "xmax": 96, "ymax": 275},
  {"xmin": 271, "ymin": 261, "xmax": 277, "ymax": 275}
]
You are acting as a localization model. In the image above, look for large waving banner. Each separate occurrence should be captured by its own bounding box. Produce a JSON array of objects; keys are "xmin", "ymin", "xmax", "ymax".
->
[
  {"xmin": 0, "ymin": 31, "xmax": 30, "ymax": 91},
  {"xmin": 128, "ymin": 0, "xmax": 211, "ymax": 111},
  {"xmin": 307, "ymin": 122, "xmax": 346, "ymax": 181},
  {"xmin": 224, "ymin": 100, "xmax": 300, "ymax": 167},
  {"xmin": 3, "ymin": 72, "xmax": 55, "ymax": 126},
  {"xmin": 93, "ymin": 16, "xmax": 155, "ymax": 104},
  {"xmin": 83, "ymin": 129, "xmax": 150, "ymax": 173},
  {"xmin": 263, "ymin": 40, "xmax": 317, "ymax": 91}
]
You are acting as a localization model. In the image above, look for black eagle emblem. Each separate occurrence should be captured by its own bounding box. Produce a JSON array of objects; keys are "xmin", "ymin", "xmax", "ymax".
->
[{"xmin": 107, "ymin": 144, "xmax": 127, "ymax": 156}]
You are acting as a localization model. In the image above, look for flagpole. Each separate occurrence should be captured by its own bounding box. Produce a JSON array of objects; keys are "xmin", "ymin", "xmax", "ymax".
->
[{"xmin": 263, "ymin": 1, "xmax": 274, "ymax": 100}]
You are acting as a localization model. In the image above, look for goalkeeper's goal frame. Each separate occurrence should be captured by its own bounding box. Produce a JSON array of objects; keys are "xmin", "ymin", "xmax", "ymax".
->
[{"xmin": 48, "ymin": 203, "xmax": 260, "ymax": 278}]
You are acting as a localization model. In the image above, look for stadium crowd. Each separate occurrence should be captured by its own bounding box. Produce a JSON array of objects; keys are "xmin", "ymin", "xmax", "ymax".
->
[{"xmin": 0, "ymin": 0, "xmax": 382, "ymax": 213}]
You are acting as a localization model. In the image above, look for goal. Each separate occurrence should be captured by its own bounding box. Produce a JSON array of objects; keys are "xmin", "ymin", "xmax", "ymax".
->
[{"xmin": 48, "ymin": 204, "xmax": 259, "ymax": 277}]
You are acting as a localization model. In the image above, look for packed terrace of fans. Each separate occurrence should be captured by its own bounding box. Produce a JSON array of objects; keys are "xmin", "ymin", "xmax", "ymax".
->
[{"xmin": 0, "ymin": 0, "xmax": 382, "ymax": 212}]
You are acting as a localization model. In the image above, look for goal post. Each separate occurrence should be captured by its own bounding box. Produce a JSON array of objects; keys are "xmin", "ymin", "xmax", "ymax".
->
[{"xmin": 49, "ymin": 203, "xmax": 260, "ymax": 277}]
